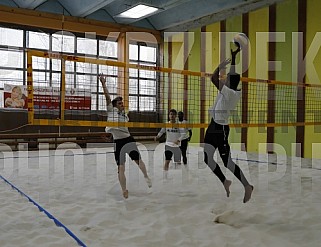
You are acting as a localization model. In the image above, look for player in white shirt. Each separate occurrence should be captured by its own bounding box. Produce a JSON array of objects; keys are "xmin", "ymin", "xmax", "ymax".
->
[
  {"xmin": 99, "ymin": 74, "xmax": 152, "ymax": 199},
  {"xmin": 204, "ymin": 47, "xmax": 253, "ymax": 203},
  {"xmin": 177, "ymin": 111, "xmax": 192, "ymax": 165},
  {"xmin": 155, "ymin": 109, "xmax": 185, "ymax": 179}
]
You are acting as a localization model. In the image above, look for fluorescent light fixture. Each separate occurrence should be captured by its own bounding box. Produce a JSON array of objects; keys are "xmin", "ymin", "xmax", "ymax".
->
[{"xmin": 117, "ymin": 4, "xmax": 159, "ymax": 18}]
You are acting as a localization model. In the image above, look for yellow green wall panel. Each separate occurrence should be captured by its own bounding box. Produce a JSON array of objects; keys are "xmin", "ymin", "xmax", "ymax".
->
[
  {"xmin": 305, "ymin": 0, "xmax": 321, "ymax": 158},
  {"xmin": 170, "ymin": 33, "xmax": 184, "ymax": 111},
  {"xmin": 274, "ymin": 0, "xmax": 298, "ymax": 156},
  {"xmin": 226, "ymin": 15, "xmax": 243, "ymax": 149},
  {"xmin": 247, "ymin": 7, "xmax": 269, "ymax": 153},
  {"xmin": 163, "ymin": 39, "xmax": 169, "ymax": 118},
  {"xmin": 171, "ymin": 33, "xmax": 185, "ymax": 70},
  {"xmin": 205, "ymin": 23, "xmax": 220, "ymax": 125},
  {"xmin": 202, "ymin": 23, "xmax": 220, "ymax": 144},
  {"xmin": 205, "ymin": 23, "xmax": 220, "ymax": 73},
  {"xmin": 188, "ymin": 28, "xmax": 201, "ymax": 143},
  {"xmin": 163, "ymin": 0, "xmax": 321, "ymax": 158}
]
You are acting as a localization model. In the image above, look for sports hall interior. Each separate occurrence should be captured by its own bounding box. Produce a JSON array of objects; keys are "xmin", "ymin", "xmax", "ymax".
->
[{"xmin": 0, "ymin": 0, "xmax": 321, "ymax": 159}]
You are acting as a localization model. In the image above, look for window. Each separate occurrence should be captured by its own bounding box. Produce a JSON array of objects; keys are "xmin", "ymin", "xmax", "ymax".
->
[
  {"xmin": 0, "ymin": 70, "xmax": 23, "ymax": 88},
  {"xmin": 0, "ymin": 27, "xmax": 23, "ymax": 47},
  {"xmin": 77, "ymin": 37, "xmax": 97, "ymax": 56},
  {"xmin": 0, "ymin": 49, "xmax": 24, "ymax": 68},
  {"xmin": 128, "ymin": 43, "xmax": 157, "ymax": 111},
  {"xmin": 27, "ymin": 31, "xmax": 49, "ymax": 50},
  {"xmin": 0, "ymin": 28, "xmax": 107, "ymax": 109},
  {"xmin": 0, "ymin": 26, "xmax": 159, "ymax": 112},
  {"xmin": 52, "ymin": 32, "xmax": 75, "ymax": 53},
  {"xmin": 97, "ymin": 39, "xmax": 118, "ymax": 110},
  {"xmin": 140, "ymin": 46, "xmax": 156, "ymax": 62},
  {"xmin": 0, "ymin": 27, "xmax": 24, "ymax": 106},
  {"xmin": 99, "ymin": 40, "xmax": 117, "ymax": 58}
]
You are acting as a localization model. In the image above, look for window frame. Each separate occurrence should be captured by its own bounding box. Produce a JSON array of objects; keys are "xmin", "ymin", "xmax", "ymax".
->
[{"xmin": 128, "ymin": 42, "xmax": 158, "ymax": 112}]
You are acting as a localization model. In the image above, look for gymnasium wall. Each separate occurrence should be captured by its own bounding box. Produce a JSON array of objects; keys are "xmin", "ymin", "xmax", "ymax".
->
[
  {"xmin": 305, "ymin": 0, "xmax": 321, "ymax": 159},
  {"xmin": 187, "ymin": 29, "xmax": 201, "ymax": 144},
  {"xmin": 225, "ymin": 16, "xmax": 243, "ymax": 151},
  {"xmin": 274, "ymin": 0, "xmax": 298, "ymax": 158},
  {"xmin": 165, "ymin": 0, "xmax": 321, "ymax": 158},
  {"xmin": 247, "ymin": 7, "xmax": 270, "ymax": 154}
]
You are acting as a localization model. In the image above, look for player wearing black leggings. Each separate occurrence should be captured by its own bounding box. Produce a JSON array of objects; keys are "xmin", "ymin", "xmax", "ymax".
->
[{"xmin": 203, "ymin": 46, "xmax": 253, "ymax": 203}]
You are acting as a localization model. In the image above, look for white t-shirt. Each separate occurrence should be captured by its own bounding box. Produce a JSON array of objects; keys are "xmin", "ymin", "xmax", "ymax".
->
[
  {"xmin": 178, "ymin": 120, "xmax": 191, "ymax": 140},
  {"xmin": 105, "ymin": 103, "xmax": 131, "ymax": 140},
  {"xmin": 209, "ymin": 85, "xmax": 241, "ymax": 125},
  {"xmin": 157, "ymin": 121, "xmax": 185, "ymax": 147}
]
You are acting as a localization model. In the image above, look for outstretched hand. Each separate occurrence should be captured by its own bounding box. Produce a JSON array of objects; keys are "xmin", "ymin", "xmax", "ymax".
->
[
  {"xmin": 98, "ymin": 73, "xmax": 106, "ymax": 84},
  {"xmin": 98, "ymin": 73, "xmax": 111, "ymax": 104},
  {"xmin": 218, "ymin": 58, "xmax": 231, "ymax": 70}
]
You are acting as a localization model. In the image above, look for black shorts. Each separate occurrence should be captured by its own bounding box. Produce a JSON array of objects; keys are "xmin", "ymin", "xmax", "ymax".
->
[
  {"xmin": 204, "ymin": 119, "xmax": 229, "ymax": 149},
  {"xmin": 204, "ymin": 120, "xmax": 230, "ymax": 158},
  {"xmin": 114, "ymin": 136, "xmax": 140, "ymax": 165},
  {"xmin": 165, "ymin": 145, "xmax": 182, "ymax": 162}
]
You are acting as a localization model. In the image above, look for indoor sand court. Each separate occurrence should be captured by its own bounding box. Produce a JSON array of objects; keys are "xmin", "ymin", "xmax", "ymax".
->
[
  {"xmin": 1, "ymin": 0, "xmax": 321, "ymax": 246},
  {"xmin": 1, "ymin": 142, "xmax": 321, "ymax": 247}
]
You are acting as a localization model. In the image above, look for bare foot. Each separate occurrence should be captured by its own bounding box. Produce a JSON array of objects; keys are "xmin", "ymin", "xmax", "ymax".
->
[
  {"xmin": 223, "ymin": 179, "xmax": 232, "ymax": 197},
  {"xmin": 243, "ymin": 185, "xmax": 253, "ymax": 203},
  {"xmin": 123, "ymin": 190, "xmax": 128, "ymax": 199},
  {"xmin": 145, "ymin": 177, "xmax": 152, "ymax": 188}
]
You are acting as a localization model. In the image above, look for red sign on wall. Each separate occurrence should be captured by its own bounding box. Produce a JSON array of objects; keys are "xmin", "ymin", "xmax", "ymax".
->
[{"xmin": 4, "ymin": 84, "xmax": 91, "ymax": 110}]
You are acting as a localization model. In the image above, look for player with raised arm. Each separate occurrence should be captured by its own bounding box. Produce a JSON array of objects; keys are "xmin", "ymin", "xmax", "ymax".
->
[
  {"xmin": 204, "ymin": 47, "xmax": 254, "ymax": 203},
  {"xmin": 99, "ymin": 73, "xmax": 152, "ymax": 199}
]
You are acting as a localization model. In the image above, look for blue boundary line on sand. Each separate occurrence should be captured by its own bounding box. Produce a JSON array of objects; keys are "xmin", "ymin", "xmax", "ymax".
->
[
  {"xmin": 0, "ymin": 151, "xmax": 114, "ymax": 160},
  {"xmin": 0, "ymin": 175, "xmax": 87, "ymax": 247},
  {"xmin": 234, "ymin": 157, "xmax": 282, "ymax": 165},
  {"xmin": 0, "ymin": 152, "xmax": 289, "ymax": 166},
  {"xmin": 234, "ymin": 157, "xmax": 321, "ymax": 170}
]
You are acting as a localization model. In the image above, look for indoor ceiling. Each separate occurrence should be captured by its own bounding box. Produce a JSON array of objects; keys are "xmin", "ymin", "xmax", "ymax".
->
[{"xmin": 0, "ymin": 0, "xmax": 284, "ymax": 31}]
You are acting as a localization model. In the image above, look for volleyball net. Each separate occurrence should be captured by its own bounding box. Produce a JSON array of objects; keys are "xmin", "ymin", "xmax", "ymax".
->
[{"xmin": 26, "ymin": 49, "xmax": 321, "ymax": 129}]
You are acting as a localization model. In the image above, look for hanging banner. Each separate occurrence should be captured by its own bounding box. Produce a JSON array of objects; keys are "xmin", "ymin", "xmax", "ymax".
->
[{"xmin": 4, "ymin": 84, "xmax": 91, "ymax": 110}]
